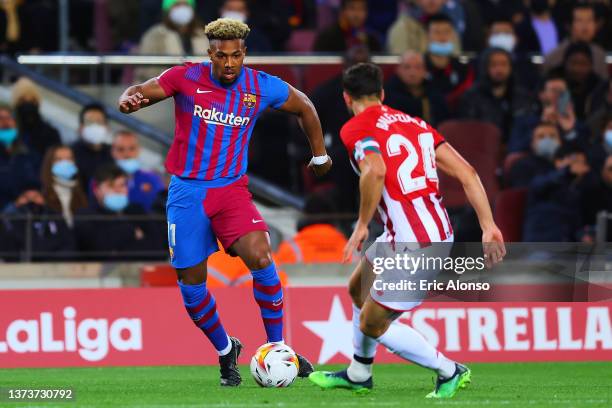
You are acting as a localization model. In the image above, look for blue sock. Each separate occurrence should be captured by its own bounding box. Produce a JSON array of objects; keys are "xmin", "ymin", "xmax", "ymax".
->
[
  {"xmin": 251, "ymin": 263, "xmax": 284, "ymax": 343},
  {"xmin": 178, "ymin": 280, "xmax": 230, "ymax": 355}
]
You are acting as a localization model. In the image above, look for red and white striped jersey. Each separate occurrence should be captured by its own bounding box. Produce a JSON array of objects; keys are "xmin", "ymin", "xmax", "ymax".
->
[{"xmin": 340, "ymin": 104, "xmax": 453, "ymax": 244}]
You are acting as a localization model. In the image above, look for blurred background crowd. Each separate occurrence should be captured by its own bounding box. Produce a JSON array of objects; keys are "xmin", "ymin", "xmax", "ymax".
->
[{"xmin": 0, "ymin": 0, "xmax": 611, "ymax": 266}]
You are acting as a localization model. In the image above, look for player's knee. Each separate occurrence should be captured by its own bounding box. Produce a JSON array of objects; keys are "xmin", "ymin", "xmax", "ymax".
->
[
  {"xmin": 359, "ymin": 318, "xmax": 387, "ymax": 338},
  {"xmin": 250, "ymin": 248, "xmax": 273, "ymax": 270}
]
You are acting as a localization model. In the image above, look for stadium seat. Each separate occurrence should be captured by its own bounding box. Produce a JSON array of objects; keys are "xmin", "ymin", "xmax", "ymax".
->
[
  {"xmin": 380, "ymin": 64, "xmax": 398, "ymax": 81},
  {"xmin": 437, "ymin": 120, "xmax": 501, "ymax": 208},
  {"xmin": 302, "ymin": 64, "xmax": 343, "ymax": 95},
  {"xmin": 287, "ymin": 30, "xmax": 317, "ymax": 53},
  {"xmin": 493, "ymin": 188, "xmax": 528, "ymax": 242},
  {"xmin": 503, "ymin": 151, "xmax": 528, "ymax": 186}
]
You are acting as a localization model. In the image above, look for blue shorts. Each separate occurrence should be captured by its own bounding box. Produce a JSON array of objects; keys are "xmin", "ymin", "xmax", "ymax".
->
[{"xmin": 166, "ymin": 175, "xmax": 268, "ymax": 269}]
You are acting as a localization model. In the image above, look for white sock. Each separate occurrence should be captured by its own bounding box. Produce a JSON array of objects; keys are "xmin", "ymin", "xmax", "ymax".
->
[
  {"xmin": 218, "ymin": 335, "xmax": 232, "ymax": 356},
  {"xmin": 376, "ymin": 321, "xmax": 456, "ymax": 378},
  {"xmin": 347, "ymin": 304, "xmax": 376, "ymax": 382}
]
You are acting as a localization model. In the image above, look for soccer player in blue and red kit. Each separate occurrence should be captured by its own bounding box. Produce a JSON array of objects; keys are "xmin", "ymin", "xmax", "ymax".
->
[{"xmin": 118, "ymin": 18, "xmax": 332, "ymax": 386}]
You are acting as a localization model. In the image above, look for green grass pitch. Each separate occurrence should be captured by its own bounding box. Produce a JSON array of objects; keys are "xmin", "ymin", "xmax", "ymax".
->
[{"xmin": 0, "ymin": 362, "xmax": 610, "ymax": 407}]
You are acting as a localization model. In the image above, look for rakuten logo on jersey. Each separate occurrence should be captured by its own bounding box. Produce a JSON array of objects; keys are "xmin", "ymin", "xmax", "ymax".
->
[
  {"xmin": 193, "ymin": 105, "xmax": 250, "ymax": 127},
  {"xmin": 0, "ymin": 307, "xmax": 142, "ymax": 362}
]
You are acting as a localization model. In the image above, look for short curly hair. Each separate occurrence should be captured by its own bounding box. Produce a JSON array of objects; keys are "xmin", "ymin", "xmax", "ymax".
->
[{"xmin": 205, "ymin": 18, "xmax": 250, "ymax": 41}]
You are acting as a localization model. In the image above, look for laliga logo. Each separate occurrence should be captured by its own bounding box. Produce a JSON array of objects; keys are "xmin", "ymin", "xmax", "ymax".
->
[{"xmin": 0, "ymin": 307, "xmax": 142, "ymax": 362}]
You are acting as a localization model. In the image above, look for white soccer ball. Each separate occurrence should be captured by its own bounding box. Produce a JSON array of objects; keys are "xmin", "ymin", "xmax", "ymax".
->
[{"xmin": 250, "ymin": 342, "xmax": 299, "ymax": 388}]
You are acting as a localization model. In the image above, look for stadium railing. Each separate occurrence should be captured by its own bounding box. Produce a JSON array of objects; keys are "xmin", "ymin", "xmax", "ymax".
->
[{"xmin": 0, "ymin": 56, "xmax": 305, "ymax": 209}]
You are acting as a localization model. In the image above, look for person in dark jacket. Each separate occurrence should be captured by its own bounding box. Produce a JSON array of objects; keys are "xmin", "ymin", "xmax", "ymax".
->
[
  {"xmin": 561, "ymin": 42, "xmax": 606, "ymax": 122},
  {"xmin": 507, "ymin": 122, "xmax": 560, "ymax": 188},
  {"xmin": 515, "ymin": 0, "xmax": 562, "ymax": 56},
  {"xmin": 313, "ymin": 0, "xmax": 381, "ymax": 52},
  {"xmin": 0, "ymin": 188, "xmax": 75, "ymax": 262},
  {"xmin": 70, "ymin": 103, "xmax": 114, "ymax": 189},
  {"xmin": 523, "ymin": 144, "xmax": 598, "ymax": 242},
  {"xmin": 423, "ymin": 14, "xmax": 474, "ymax": 111},
  {"xmin": 11, "ymin": 77, "xmax": 61, "ymax": 158},
  {"xmin": 459, "ymin": 47, "xmax": 536, "ymax": 141},
  {"xmin": 384, "ymin": 50, "xmax": 449, "ymax": 127},
  {"xmin": 0, "ymin": 104, "xmax": 40, "ymax": 210},
  {"xmin": 74, "ymin": 164, "xmax": 166, "ymax": 261}
]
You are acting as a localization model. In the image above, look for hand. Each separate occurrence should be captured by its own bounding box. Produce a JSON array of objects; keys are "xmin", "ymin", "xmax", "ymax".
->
[
  {"xmin": 558, "ymin": 103, "xmax": 576, "ymax": 132},
  {"xmin": 307, "ymin": 155, "xmax": 332, "ymax": 177},
  {"xmin": 343, "ymin": 222, "xmax": 368, "ymax": 263},
  {"xmin": 118, "ymin": 92, "xmax": 149, "ymax": 113},
  {"xmin": 569, "ymin": 158, "xmax": 590, "ymax": 178},
  {"xmin": 482, "ymin": 225, "xmax": 506, "ymax": 269}
]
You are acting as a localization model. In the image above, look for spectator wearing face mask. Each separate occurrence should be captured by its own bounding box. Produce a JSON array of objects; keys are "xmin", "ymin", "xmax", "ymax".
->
[
  {"xmin": 560, "ymin": 42, "xmax": 606, "ymax": 122},
  {"xmin": 135, "ymin": 0, "xmax": 208, "ymax": 82},
  {"xmin": 486, "ymin": 16, "xmax": 538, "ymax": 89},
  {"xmin": 218, "ymin": 0, "xmax": 271, "ymax": 52},
  {"xmin": 313, "ymin": 0, "xmax": 381, "ymax": 52},
  {"xmin": 11, "ymin": 77, "xmax": 61, "ymax": 158},
  {"xmin": 507, "ymin": 122, "xmax": 561, "ymax": 188},
  {"xmin": 508, "ymin": 70, "xmax": 589, "ymax": 153},
  {"xmin": 111, "ymin": 130, "xmax": 164, "ymax": 213},
  {"xmin": 523, "ymin": 144, "xmax": 598, "ymax": 242},
  {"xmin": 386, "ymin": 0, "xmax": 462, "ymax": 54},
  {"xmin": 515, "ymin": 0, "xmax": 562, "ymax": 56},
  {"xmin": 0, "ymin": 104, "xmax": 39, "ymax": 210},
  {"xmin": 459, "ymin": 48, "xmax": 536, "ymax": 141},
  {"xmin": 74, "ymin": 164, "xmax": 166, "ymax": 261},
  {"xmin": 543, "ymin": 4, "xmax": 608, "ymax": 81},
  {"xmin": 40, "ymin": 145, "xmax": 88, "ymax": 228},
  {"xmin": 384, "ymin": 50, "xmax": 448, "ymax": 126},
  {"xmin": 70, "ymin": 103, "xmax": 114, "ymax": 189},
  {"xmin": 423, "ymin": 14, "xmax": 474, "ymax": 110},
  {"xmin": 0, "ymin": 188, "xmax": 75, "ymax": 261}
]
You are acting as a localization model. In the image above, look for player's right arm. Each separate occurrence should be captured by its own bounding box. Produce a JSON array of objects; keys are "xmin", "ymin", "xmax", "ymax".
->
[
  {"xmin": 118, "ymin": 77, "xmax": 168, "ymax": 114},
  {"xmin": 343, "ymin": 153, "xmax": 386, "ymax": 262},
  {"xmin": 435, "ymin": 142, "xmax": 506, "ymax": 267}
]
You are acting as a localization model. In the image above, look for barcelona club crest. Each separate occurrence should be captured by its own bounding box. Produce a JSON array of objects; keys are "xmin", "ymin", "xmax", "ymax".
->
[{"xmin": 243, "ymin": 93, "xmax": 257, "ymax": 109}]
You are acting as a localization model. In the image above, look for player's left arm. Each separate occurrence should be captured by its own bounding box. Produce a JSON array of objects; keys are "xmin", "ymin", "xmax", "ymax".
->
[
  {"xmin": 343, "ymin": 153, "xmax": 386, "ymax": 262},
  {"xmin": 435, "ymin": 142, "xmax": 506, "ymax": 267},
  {"xmin": 277, "ymin": 85, "xmax": 332, "ymax": 177}
]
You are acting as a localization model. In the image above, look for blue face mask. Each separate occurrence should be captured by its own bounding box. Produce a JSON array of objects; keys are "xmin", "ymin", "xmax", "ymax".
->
[
  {"xmin": 428, "ymin": 41, "xmax": 454, "ymax": 56},
  {"xmin": 0, "ymin": 128, "xmax": 18, "ymax": 147},
  {"xmin": 116, "ymin": 158, "xmax": 140, "ymax": 175},
  {"xmin": 52, "ymin": 160, "xmax": 78, "ymax": 180},
  {"xmin": 604, "ymin": 130, "xmax": 612, "ymax": 149},
  {"xmin": 534, "ymin": 137, "xmax": 560, "ymax": 160},
  {"xmin": 103, "ymin": 193, "xmax": 129, "ymax": 212}
]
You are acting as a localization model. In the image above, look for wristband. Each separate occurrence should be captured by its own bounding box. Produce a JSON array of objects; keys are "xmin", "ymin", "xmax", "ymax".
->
[{"xmin": 310, "ymin": 155, "xmax": 330, "ymax": 166}]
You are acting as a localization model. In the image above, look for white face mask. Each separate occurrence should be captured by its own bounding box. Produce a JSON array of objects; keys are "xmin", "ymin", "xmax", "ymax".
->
[
  {"xmin": 169, "ymin": 5, "xmax": 194, "ymax": 26},
  {"xmin": 221, "ymin": 10, "xmax": 247, "ymax": 23},
  {"xmin": 488, "ymin": 33, "xmax": 516, "ymax": 52},
  {"xmin": 82, "ymin": 123, "xmax": 110, "ymax": 145}
]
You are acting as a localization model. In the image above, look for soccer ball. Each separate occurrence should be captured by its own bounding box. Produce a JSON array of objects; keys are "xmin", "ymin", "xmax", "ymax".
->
[{"xmin": 250, "ymin": 342, "xmax": 299, "ymax": 387}]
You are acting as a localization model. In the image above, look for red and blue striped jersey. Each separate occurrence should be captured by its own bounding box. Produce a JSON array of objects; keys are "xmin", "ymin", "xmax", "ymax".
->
[{"xmin": 158, "ymin": 62, "xmax": 289, "ymax": 180}]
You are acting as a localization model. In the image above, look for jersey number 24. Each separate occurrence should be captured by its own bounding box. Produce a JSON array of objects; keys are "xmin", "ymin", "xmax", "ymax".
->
[{"xmin": 386, "ymin": 132, "xmax": 437, "ymax": 195}]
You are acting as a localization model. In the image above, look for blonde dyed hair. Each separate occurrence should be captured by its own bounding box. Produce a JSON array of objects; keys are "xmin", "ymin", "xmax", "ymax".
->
[
  {"xmin": 11, "ymin": 77, "xmax": 41, "ymax": 107},
  {"xmin": 204, "ymin": 18, "xmax": 250, "ymax": 41}
]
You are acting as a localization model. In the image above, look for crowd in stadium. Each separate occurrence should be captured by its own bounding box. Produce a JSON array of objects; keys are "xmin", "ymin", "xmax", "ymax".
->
[{"xmin": 0, "ymin": 0, "xmax": 611, "ymax": 261}]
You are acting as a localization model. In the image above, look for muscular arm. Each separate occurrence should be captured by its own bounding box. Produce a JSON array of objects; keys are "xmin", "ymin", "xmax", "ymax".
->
[
  {"xmin": 277, "ymin": 85, "xmax": 331, "ymax": 176},
  {"xmin": 118, "ymin": 77, "xmax": 169, "ymax": 114},
  {"xmin": 436, "ymin": 142, "xmax": 506, "ymax": 265},
  {"xmin": 343, "ymin": 154, "xmax": 386, "ymax": 261}
]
